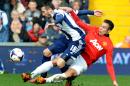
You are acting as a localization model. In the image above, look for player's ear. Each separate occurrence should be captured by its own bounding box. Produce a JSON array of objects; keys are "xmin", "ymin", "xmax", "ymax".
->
[{"xmin": 107, "ymin": 29, "xmax": 111, "ymax": 33}]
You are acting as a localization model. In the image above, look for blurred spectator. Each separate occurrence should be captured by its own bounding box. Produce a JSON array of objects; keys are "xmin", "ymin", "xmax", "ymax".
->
[
  {"xmin": 25, "ymin": 17, "xmax": 33, "ymax": 31},
  {"xmin": 10, "ymin": 10, "xmax": 27, "ymax": 31},
  {"xmin": 10, "ymin": 10, "xmax": 21, "ymax": 30},
  {"xmin": 0, "ymin": 9, "xmax": 8, "ymax": 26},
  {"xmin": 0, "ymin": 16, "xmax": 9, "ymax": 42},
  {"xmin": 28, "ymin": 19, "xmax": 44, "ymax": 42},
  {"xmin": 20, "ymin": 0, "xmax": 29, "ymax": 8},
  {"xmin": 0, "ymin": 9, "xmax": 9, "ymax": 42},
  {"xmin": 24, "ymin": 0, "xmax": 41, "ymax": 31},
  {"xmin": 71, "ymin": 0, "xmax": 90, "ymax": 23},
  {"xmin": 52, "ymin": 0, "xmax": 63, "ymax": 9},
  {"xmin": 115, "ymin": 36, "xmax": 130, "ymax": 48},
  {"xmin": 80, "ymin": 0, "xmax": 89, "ymax": 10},
  {"xmin": 60, "ymin": 0, "xmax": 69, "ymax": 6},
  {"xmin": 9, "ymin": 20, "xmax": 30, "ymax": 42},
  {"xmin": 35, "ymin": 0, "xmax": 52, "ymax": 9},
  {"xmin": 10, "ymin": 10, "xmax": 20, "ymax": 21},
  {"xmin": 25, "ymin": 0, "xmax": 41, "ymax": 21},
  {"xmin": 16, "ymin": 0, "xmax": 26, "ymax": 14},
  {"xmin": 19, "ymin": 12, "xmax": 28, "ymax": 31},
  {"xmin": 0, "ymin": 0, "xmax": 11, "ymax": 20}
]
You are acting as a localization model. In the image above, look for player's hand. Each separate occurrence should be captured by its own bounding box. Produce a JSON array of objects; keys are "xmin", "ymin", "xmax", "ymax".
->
[
  {"xmin": 59, "ymin": 7, "xmax": 73, "ymax": 13},
  {"xmin": 44, "ymin": 23, "xmax": 55, "ymax": 30},
  {"xmin": 113, "ymin": 80, "xmax": 118, "ymax": 86},
  {"xmin": 94, "ymin": 10, "xmax": 103, "ymax": 17}
]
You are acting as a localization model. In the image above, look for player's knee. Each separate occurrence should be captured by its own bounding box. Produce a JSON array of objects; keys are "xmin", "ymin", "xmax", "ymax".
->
[
  {"xmin": 57, "ymin": 61, "xmax": 65, "ymax": 68},
  {"xmin": 52, "ymin": 59, "xmax": 58, "ymax": 66},
  {"xmin": 55, "ymin": 57, "xmax": 65, "ymax": 68},
  {"xmin": 65, "ymin": 69, "xmax": 77, "ymax": 78},
  {"xmin": 43, "ymin": 48, "xmax": 52, "ymax": 57}
]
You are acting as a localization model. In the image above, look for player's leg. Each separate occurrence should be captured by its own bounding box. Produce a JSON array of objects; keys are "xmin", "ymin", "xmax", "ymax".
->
[
  {"xmin": 31, "ymin": 61, "xmax": 54, "ymax": 78},
  {"xmin": 65, "ymin": 76, "xmax": 76, "ymax": 86},
  {"xmin": 30, "ymin": 54, "xmax": 72, "ymax": 79},
  {"xmin": 64, "ymin": 55, "xmax": 88, "ymax": 79},
  {"xmin": 21, "ymin": 35, "xmax": 69, "ymax": 82},
  {"xmin": 22, "ymin": 57, "xmax": 64, "ymax": 82},
  {"xmin": 28, "ymin": 56, "xmax": 72, "ymax": 81},
  {"xmin": 30, "ymin": 56, "xmax": 67, "ymax": 79},
  {"xmin": 36, "ymin": 55, "xmax": 88, "ymax": 84},
  {"xmin": 25, "ymin": 48, "xmax": 52, "ymax": 83},
  {"xmin": 41, "ymin": 34, "xmax": 69, "ymax": 77},
  {"xmin": 40, "ymin": 37, "xmax": 85, "ymax": 75},
  {"xmin": 41, "ymin": 48, "xmax": 52, "ymax": 77}
]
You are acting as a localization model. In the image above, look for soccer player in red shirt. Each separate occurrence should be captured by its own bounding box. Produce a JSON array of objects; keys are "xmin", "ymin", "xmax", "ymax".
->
[{"xmin": 68, "ymin": 10, "xmax": 118, "ymax": 86}]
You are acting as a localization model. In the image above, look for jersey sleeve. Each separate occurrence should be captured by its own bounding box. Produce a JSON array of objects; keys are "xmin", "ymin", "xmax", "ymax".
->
[
  {"xmin": 70, "ymin": 10, "xmax": 92, "ymax": 32},
  {"xmin": 54, "ymin": 13, "xmax": 64, "ymax": 24},
  {"xmin": 54, "ymin": 9, "xmax": 64, "ymax": 24},
  {"xmin": 106, "ymin": 43, "xmax": 116, "ymax": 81},
  {"xmin": 76, "ymin": 10, "xmax": 94, "ymax": 16}
]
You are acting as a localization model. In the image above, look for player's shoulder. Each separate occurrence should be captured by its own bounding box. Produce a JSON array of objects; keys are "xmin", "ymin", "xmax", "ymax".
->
[
  {"xmin": 105, "ymin": 37, "xmax": 113, "ymax": 48},
  {"xmin": 54, "ymin": 9, "xmax": 66, "ymax": 17},
  {"xmin": 90, "ymin": 26, "xmax": 99, "ymax": 32}
]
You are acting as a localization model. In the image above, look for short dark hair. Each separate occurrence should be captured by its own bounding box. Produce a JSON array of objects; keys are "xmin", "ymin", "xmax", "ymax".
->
[
  {"xmin": 104, "ymin": 19, "xmax": 114, "ymax": 30},
  {"xmin": 50, "ymin": 3, "xmax": 55, "ymax": 10},
  {"xmin": 71, "ymin": 0, "xmax": 81, "ymax": 7}
]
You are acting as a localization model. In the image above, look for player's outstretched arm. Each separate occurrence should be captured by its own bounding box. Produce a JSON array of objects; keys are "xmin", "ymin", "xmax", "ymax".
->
[
  {"xmin": 70, "ymin": 10, "xmax": 92, "ymax": 32},
  {"xmin": 59, "ymin": 7, "xmax": 103, "ymax": 17},
  {"xmin": 59, "ymin": 7, "xmax": 73, "ymax": 12},
  {"xmin": 77, "ymin": 10, "xmax": 103, "ymax": 16},
  {"xmin": 106, "ymin": 47, "xmax": 118, "ymax": 86}
]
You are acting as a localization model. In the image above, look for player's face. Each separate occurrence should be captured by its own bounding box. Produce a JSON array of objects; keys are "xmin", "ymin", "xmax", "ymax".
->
[
  {"xmin": 47, "ymin": 8, "xmax": 53, "ymax": 15},
  {"xmin": 99, "ymin": 22, "xmax": 110, "ymax": 35},
  {"xmin": 72, "ymin": 2, "xmax": 80, "ymax": 10}
]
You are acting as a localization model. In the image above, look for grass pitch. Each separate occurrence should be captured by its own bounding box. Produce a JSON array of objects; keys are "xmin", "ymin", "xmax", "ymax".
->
[{"xmin": 0, "ymin": 74, "xmax": 129, "ymax": 86}]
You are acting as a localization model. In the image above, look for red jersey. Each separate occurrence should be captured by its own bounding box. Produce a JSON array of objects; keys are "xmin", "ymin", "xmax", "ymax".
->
[{"xmin": 70, "ymin": 11, "xmax": 116, "ymax": 81}]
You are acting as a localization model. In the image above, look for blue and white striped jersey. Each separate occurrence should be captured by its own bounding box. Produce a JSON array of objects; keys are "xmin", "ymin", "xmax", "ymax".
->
[{"xmin": 53, "ymin": 9, "xmax": 94, "ymax": 41}]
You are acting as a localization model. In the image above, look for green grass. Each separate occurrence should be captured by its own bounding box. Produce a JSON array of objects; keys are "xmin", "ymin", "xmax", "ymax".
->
[{"xmin": 0, "ymin": 74, "xmax": 129, "ymax": 86}]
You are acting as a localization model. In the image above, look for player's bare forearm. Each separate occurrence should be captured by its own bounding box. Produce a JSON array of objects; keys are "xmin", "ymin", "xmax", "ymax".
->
[
  {"xmin": 59, "ymin": 7, "xmax": 73, "ymax": 13},
  {"xmin": 44, "ymin": 23, "xmax": 55, "ymax": 30}
]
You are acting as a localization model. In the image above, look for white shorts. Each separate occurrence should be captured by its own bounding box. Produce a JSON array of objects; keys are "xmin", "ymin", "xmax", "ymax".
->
[{"xmin": 67, "ymin": 55, "xmax": 88, "ymax": 75}]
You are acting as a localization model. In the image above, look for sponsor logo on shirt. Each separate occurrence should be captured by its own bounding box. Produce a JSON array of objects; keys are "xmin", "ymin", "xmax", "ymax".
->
[{"xmin": 90, "ymin": 39, "xmax": 103, "ymax": 51}]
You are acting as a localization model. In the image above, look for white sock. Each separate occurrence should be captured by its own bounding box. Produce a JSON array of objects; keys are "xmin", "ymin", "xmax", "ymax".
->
[
  {"xmin": 31, "ymin": 61, "xmax": 53, "ymax": 78},
  {"xmin": 46, "ymin": 73, "xmax": 67, "ymax": 83}
]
